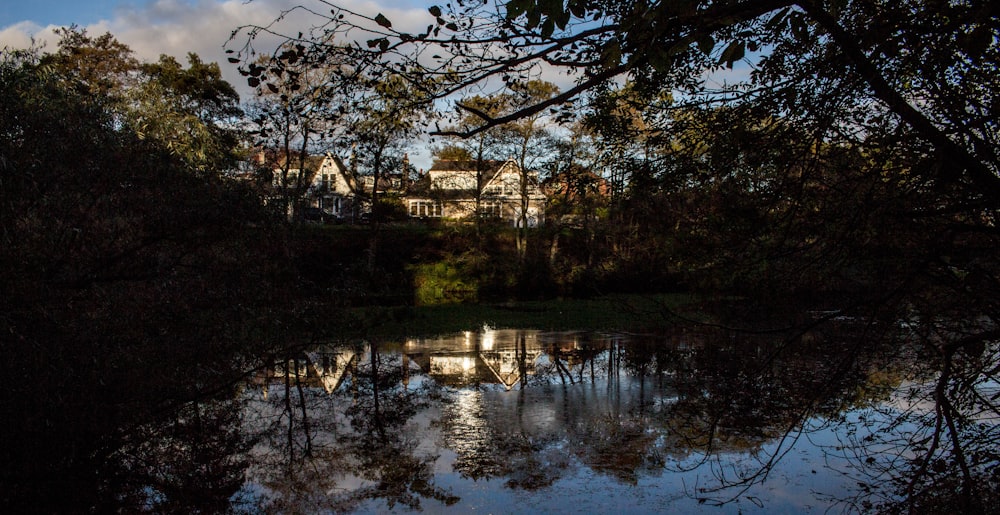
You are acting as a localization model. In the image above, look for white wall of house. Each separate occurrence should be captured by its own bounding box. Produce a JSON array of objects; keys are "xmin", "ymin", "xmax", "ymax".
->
[{"xmin": 412, "ymin": 160, "xmax": 546, "ymax": 225}]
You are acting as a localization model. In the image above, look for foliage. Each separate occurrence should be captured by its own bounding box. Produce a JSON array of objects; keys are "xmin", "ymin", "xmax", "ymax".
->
[
  {"xmin": 410, "ymin": 257, "xmax": 479, "ymax": 306},
  {"xmin": 223, "ymin": 1, "xmax": 1000, "ymax": 509},
  {"xmin": 43, "ymin": 27, "xmax": 243, "ymax": 172},
  {"xmin": 0, "ymin": 40, "xmax": 295, "ymax": 511}
]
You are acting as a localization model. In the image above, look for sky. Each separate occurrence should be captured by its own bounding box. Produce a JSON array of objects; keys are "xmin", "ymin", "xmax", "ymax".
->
[
  {"xmin": 0, "ymin": 0, "xmax": 585, "ymax": 171},
  {"xmin": 2, "ymin": 1, "xmax": 270, "ymax": 97},
  {"xmin": 0, "ymin": 0, "xmax": 753, "ymax": 169},
  {"xmin": 0, "ymin": 0, "xmax": 443, "ymax": 166},
  {"xmin": 1, "ymin": 0, "xmax": 122, "ymax": 27},
  {"xmin": 0, "ymin": 0, "xmax": 435, "ymax": 100}
]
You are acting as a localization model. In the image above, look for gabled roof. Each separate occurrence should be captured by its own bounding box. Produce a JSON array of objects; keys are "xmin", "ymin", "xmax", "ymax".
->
[
  {"xmin": 272, "ymin": 154, "xmax": 325, "ymax": 172},
  {"xmin": 428, "ymin": 159, "xmax": 505, "ymax": 172},
  {"xmin": 408, "ymin": 158, "xmax": 547, "ymax": 202},
  {"xmin": 428, "ymin": 159, "xmax": 507, "ymax": 190}
]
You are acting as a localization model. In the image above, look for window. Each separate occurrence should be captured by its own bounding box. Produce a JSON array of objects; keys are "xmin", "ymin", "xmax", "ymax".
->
[
  {"xmin": 481, "ymin": 201, "xmax": 502, "ymax": 218},
  {"xmin": 409, "ymin": 200, "xmax": 442, "ymax": 217}
]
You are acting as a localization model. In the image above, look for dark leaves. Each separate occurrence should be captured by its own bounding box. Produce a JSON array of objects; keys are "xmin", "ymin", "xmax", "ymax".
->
[
  {"xmin": 697, "ymin": 34, "xmax": 715, "ymax": 57},
  {"xmin": 719, "ymin": 41, "xmax": 745, "ymax": 68}
]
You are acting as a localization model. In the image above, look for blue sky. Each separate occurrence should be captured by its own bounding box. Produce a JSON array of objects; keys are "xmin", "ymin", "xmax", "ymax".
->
[
  {"xmin": 1, "ymin": 1, "xmax": 126, "ymax": 27},
  {"xmin": 0, "ymin": 0, "xmax": 436, "ymax": 99},
  {"xmin": 0, "ymin": 0, "xmax": 443, "ymax": 168},
  {"xmin": 0, "ymin": 1, "xmax": 436, "ymax": 82}
]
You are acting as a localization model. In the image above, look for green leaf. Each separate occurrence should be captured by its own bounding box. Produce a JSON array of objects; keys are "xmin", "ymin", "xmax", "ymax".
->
[
  {"xmin": 505, "ymin": 0, "xmax": 527, "ymax": 20},
  {"xmin": 600, "ymin": 41, "xmax": 622, "ymax": 68},
  {"xmin": 375, "ymin": 13, "xmax": 392, "ymax": 29},
  {"xmin": 428, "ymin": 5, "xmax": 442, "ymax": 17}
]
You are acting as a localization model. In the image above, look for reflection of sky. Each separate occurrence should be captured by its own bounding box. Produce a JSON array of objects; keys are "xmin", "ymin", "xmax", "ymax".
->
[
  {"xmin": 351, "ymin": 419, "xmax": 870, "ymax": 514},
  {"xmin": 246, "ymin": 330, "xmax": 916, "ymax": 513}
]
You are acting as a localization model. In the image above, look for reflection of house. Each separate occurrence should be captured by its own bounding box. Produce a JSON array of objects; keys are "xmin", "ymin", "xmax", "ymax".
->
[
  {"xmin": 406, "ymin": 159, "xmax": 546, "ymax": 226},
  {"xmin": 255, "ymin": 346, "xmax": 357, "ymax": 396},
  {"xmin": 404, "ymin": 329, "xmax": 551, "ymax": 390},
  {"xmin": 409, "ymin": 347, "xmax": 545, "ymax": 390}
]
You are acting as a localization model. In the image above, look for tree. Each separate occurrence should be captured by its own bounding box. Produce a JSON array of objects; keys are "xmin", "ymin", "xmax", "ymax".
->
[
  {"xmin": 134, "ymin": 53, "xmax": 243, "ymax": 171},
  {"xmin": 0, "ymin": 39, "xmax": 292, "ymax": 512},
  {"xmin": 495, "ymin": 80, "xmax": 559, "ymax": 257},
  {"xmin": 231, "ymin": 1, "xmax": 999, "ymax": 192},
  {"xmin": 44, "ymin": 27, "xmax": 243, "ymax": 172},
  {"xmin": 345, "ymin": 74, "xmax": 432, "ymax": 272},
  {"xmin": 243, "ymin": 45, "xmax": 356, "ymax": 222},
  {"xmin": 42, "ymin": 26, "xmax": 138, "ymax": 101},
  {"xmin": 540, "ymin": 119, "xmax": 609, "ymax": 273}
]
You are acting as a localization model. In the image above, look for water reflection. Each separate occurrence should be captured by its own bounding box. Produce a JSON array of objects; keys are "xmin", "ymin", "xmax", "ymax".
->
[
  {"xmin": 235, "ymin": 322, "xmax": 934, "ymax": 513},
  {"xmin": 13, "ymin": 303, "xmax": 995, "ymax": 513}
]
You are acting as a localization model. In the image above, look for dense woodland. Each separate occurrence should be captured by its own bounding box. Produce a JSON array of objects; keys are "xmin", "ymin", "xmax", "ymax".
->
[{"xmin": 2, "ymin": 0, "xmax": 1000, "ymax": 512}]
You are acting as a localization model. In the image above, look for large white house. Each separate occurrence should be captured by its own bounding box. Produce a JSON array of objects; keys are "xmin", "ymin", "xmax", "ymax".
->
[{"xmin": 406, "ymin": 159, "xmax": 546, "ymax": 226}]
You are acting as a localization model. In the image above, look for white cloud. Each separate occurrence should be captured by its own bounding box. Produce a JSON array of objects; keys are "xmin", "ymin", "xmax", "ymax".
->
[
  {"xmin": 0, "ymin": 0, "xmax": 436, "ymax": 100},
  {"xmin": 0, "ymin": 21, "xmax": 62, "ymax": 52}
]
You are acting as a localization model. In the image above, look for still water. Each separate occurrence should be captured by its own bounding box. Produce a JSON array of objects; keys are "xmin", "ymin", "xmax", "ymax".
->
[{"xmin": 227, "ymin": 323, "xmax": 973, "ymax": 513}]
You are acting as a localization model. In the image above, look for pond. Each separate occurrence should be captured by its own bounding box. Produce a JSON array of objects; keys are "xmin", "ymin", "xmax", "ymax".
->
[{"xmin": 211, "ymin": 319, "xmax": 997, "ymax": 514}]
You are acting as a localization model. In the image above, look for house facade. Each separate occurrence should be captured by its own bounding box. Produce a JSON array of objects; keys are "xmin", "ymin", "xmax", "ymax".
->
[
  {"xmin": 406, "ymin": 159, "xmax": 546, "ymax": 227},
  {"xmin": 269, "ymin": 152, "xmax": 359, "ymax": 221},
  {"xmin": 262, "ymin": 152, "xmax": 549, "ymax": 226}
]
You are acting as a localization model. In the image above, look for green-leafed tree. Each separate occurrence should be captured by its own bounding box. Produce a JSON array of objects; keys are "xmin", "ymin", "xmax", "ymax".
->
[
  {"xmin": 242, "ymin": 43, "xmax": 358, "ymax": 222},
  {"xmin": 44, "ymin": 27, "xmax": 243, "ymax": 173},
  {"xmin": 0, "ymin": 39, "xmax": 292, "ymax": 511},
  {"xmin": 495, "ymin": 80, "xmax": 559, "ymax": 258},
  {"xmin": 135, "ymin": 53, "xmax": 243, "ymax": 171},
  {"xmin": 437, "ymin": 94, "xmax": 511, "ymax": 239}
]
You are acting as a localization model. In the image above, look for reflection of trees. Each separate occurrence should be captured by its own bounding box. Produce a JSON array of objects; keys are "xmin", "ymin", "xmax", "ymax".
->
[
  {"xmin": 433, "ymin": 320, "xmax": 906, "ymax": 506},
  {"xmin": 245, "ymin": 342, "xmax": 456, "ymax": 512},
  {"xmin": 821, "ymin": 328, "xmax": 1000, "ymax": 514},
  {"xmin": 237, "ymin": 319, "xmax": 999, "ymax": 512},
  {"xmin": 111, "ymin": 397, "xmax": 250, "ymax": 513},
  {"xmin": 338, "ymin": 341, "xmax": 457, "ymax": 510}
]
